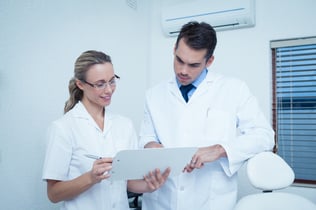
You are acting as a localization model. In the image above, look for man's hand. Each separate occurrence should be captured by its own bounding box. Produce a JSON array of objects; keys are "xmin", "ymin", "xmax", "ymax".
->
[{"xmin": 184, "ymin": 144, "xmax": 227, "ymax": 173}]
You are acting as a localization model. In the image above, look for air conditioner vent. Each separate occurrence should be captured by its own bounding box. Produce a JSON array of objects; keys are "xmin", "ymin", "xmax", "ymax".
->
[{"xmin": 161, "ymin": 0, "xmax": 255, "ymax": 36}]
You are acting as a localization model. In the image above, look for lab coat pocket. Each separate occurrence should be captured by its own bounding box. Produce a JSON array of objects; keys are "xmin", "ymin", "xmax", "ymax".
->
[{"xmin": 205, "ymin": 108, "xmax": 233, "ymax": 142}]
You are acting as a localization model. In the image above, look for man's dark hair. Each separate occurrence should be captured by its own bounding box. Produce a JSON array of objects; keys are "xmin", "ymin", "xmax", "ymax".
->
[{"xmin": 175, "ymin": 21, "xmax": 217, "ymax": 61}]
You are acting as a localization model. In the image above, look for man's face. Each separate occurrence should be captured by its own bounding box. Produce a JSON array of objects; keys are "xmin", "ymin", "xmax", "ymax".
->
[{"xmin": 173, "ymin": 39, "xmax": 214, "ymax": 86}]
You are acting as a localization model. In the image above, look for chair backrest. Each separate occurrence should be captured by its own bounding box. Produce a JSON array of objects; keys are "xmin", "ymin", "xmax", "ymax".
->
[
  {"xmin": 234, "ymin": 152, "xmax": 316, "ymax": 210},
  {"xmin": 247, "ymin": 151, "xmax": 294, "ymax": 191}
]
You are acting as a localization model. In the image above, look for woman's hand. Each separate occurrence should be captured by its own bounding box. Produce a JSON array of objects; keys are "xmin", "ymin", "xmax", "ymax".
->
[
  {"xmin": 89, "ymin": 157, "xmax": 113, "ymax": 184},
  {"xmin": 47, "ymin": 157, "xmax": 113, "ymax": 203},
  {"xmin": 127, "ymin": 167, "xmax": 171, "ymax": 193},
  {"xmin": 143, "ymin": 168, "xmax": 171, "ymax": 192}
]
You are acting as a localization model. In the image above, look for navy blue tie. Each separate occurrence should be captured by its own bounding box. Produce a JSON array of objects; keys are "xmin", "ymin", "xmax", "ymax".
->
[{"xmin": 180, "ymin": 84, "xmax": 194, "ymax": 102}]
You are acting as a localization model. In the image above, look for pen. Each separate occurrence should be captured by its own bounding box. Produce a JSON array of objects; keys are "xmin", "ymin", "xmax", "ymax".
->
[
  {"xmin": 85, "ymin": 154, "xmax": 102, "ymax": 160},
  {"xmin": 85, "ymin": 154, "xmax": 110, "ymax": 176}
]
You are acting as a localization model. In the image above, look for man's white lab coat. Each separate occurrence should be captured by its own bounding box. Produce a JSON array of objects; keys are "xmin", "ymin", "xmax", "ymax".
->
[{"xmin": 139, "ymin": 71, "xmax": 275, "ymax": 210}]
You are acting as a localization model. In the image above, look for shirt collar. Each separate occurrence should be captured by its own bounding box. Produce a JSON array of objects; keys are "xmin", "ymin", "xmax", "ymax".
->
[{"xmin": 176, "ymin": 68, "xmax": 208, "ymax": 88}]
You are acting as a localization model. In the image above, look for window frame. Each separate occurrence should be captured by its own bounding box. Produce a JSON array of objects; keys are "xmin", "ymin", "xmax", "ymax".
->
[{"xmin": 271, "ymin": 36, "xmax": 316, "ymax": 185}]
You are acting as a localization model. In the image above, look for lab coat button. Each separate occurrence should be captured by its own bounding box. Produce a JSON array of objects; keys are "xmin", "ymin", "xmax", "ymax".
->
[{"xmin": 180, "ymin": 186, "xmax": 185, "ymax": 191}]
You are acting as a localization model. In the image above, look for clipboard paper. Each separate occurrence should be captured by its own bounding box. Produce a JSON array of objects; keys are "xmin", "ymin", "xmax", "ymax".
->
[{"xmin": 109, "ymin": 147, "xmax": 197, "ymax": 181}]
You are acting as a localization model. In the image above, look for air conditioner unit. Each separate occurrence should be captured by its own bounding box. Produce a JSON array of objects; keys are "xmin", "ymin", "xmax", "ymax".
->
[{"xmin": 161, "ymin": 0, "xmax": 255, "ymax": 36}]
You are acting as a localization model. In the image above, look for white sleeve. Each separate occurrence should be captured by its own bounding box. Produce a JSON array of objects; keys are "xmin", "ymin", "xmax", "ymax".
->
[
  {"xmin": 220, "ymin": 82, "xmax": 275, "ymax": 176},
  {"xmin": 139, "ymin": 94, "xmax": 160, "ymax": 148},
  {"xmin": 42, "ymin": 121, "xmax": 72, "ymax": 181}
]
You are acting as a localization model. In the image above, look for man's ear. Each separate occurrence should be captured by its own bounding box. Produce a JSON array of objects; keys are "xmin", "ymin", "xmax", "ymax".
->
[{"xmin": 206, "ymin": 56, "xmax": 215, "ymax": 68}]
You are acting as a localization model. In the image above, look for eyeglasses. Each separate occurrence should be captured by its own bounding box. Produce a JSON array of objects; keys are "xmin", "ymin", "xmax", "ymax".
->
[{"xmin": 82, "ymin": 74, "xmax": 120, "ymax": 90}]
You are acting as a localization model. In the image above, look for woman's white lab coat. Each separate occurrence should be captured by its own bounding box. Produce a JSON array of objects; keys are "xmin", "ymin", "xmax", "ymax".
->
[
  {"xmin": 139, "ymin": 71, "xmax": 275, "ymax": 210},
  {"xmin": 42, "ymin": 102, "xmax": 137, "ymax": 210}
]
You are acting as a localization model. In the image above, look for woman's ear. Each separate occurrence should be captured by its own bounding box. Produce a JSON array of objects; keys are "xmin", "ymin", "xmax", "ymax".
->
[{"xmin": 76, "ymin": 79, "xmax": 84, "ymax": 90}]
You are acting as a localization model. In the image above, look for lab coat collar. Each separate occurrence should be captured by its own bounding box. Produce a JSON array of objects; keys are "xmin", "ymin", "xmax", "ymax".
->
[
  {"xmin": 204, "ymin": 70, "xmax": 222, "ymax": 84},
  {"xmin": 71, "ymin": 101, "xmax": 112, "ymax": 133},
  {"xmin": 192, "ymin": 71, "xmax": 223, "ymax": 101},
  {"xmin": 168, "ymin": 70, "xmax": 223, "ymax": 103},
  {"xmin": 71, "ymin": 101, "xmax": 92, "ymax": 119},
  {"xmin": 168, "ymin": 70, "xmax": 222, "ymax": 86}
]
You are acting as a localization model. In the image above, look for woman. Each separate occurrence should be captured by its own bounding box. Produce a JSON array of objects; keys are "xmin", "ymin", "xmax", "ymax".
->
[{"xmin": 42, "ymin": 50, "xmax": 169, "ymax": 210}]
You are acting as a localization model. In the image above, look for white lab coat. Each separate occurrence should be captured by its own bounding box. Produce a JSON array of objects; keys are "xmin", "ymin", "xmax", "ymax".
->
[
  {"xmin": 42, "ymin": 102, "xmax": 137, "ymax": 210},
  {"xmin": 139, "ymin": 71, "xmax": 275, "ymax": 210}
]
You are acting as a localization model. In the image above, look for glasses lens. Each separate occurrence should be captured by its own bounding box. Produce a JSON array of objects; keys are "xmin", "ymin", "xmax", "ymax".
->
[
  {"xmin": 89, "ymin": 75, "xmax": 119, "ymax": 90},
  {"xmin": 109, "ymin": 79, "xmax": 117, "ymax": 87},
  {"xmin": 95, "ymin": 83, "xmax": 106, "ymax": 89}
]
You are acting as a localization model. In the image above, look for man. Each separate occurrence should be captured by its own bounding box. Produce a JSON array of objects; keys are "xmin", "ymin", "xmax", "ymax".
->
[{"xmin": 139, "ymin": 21, "xmax": 275, "ymax": 210}]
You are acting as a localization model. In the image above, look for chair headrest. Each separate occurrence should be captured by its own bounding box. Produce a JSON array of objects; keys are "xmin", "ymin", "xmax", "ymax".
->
[{"xmin": 247, "ymin": 152, "xmax": 295, "ymax": 191}]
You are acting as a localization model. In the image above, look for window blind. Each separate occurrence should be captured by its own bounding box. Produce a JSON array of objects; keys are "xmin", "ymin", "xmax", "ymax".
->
[{"xmin": 271, "ymin": 37, "xmax": 316, "ymax": 184}]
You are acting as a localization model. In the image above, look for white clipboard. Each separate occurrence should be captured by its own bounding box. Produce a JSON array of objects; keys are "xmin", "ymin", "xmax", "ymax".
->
[{"xmin": 109, "ymin": 147, "xmax": 197, "ymax": 181}]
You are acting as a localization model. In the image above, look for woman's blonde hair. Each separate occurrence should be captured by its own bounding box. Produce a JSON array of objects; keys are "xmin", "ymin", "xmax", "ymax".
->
[{"xmin": 64, "ymin": 50, "xmax": 112, "ymax": 113}]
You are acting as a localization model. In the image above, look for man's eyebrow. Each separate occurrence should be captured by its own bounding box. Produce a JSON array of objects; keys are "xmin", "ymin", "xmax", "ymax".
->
[
  {"xmin": 176, "ymin": 55, "xmax": 184, "ymax": 63},
  {"xmin": 176, "ymin": 55, "xmax": 201, "ymax": 66}
]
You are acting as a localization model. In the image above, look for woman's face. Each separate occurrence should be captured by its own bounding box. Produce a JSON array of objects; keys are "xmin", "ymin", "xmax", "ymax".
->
[{"xmin": 78, "ymin": 62, "xmax": 117, "ymax": 109}]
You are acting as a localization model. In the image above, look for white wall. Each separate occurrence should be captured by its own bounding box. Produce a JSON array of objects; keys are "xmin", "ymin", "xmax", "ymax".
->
[
  {"xmin": 1, "ymin": 0, "xmax": 315, "ymax": 209},
  {"xmin": 147, "ymin": 0, "xmax": 316, "ymax": 204},
  {"xmin": 0, "ymin": 0, "xmax": 149, "ymax": 209}
]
